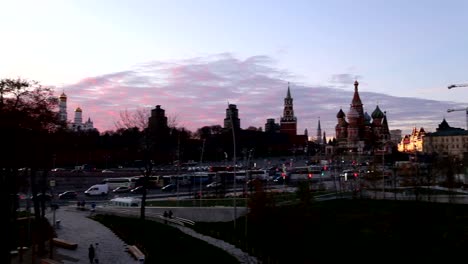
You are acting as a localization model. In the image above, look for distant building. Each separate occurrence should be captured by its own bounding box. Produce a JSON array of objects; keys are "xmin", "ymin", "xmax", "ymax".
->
[
  {"xmin": 423, "ymin": 118, "xmax": 468, "ymax": 159},
  {"xmin": 390, "ymin": 129, "xmax": 402, "ymax": 144},
  {"xmin": 398, "ymin": 127, "xmax": 425, "ymax": 153},
  {"xmin": 58, "ymin": 91, "xmax": 95, "ymax": 132},
  {"xmin": 265, "ymin": 118, "xmax": 280, "ymax": 133},
  {"xmin": 148, "ymin": 105, "xmax": 169, "ymax": 134},
  {"xmin": 224, "ymin": 104, "xmax": 241, "ymax": 130},
  {"xmin": 69, "ymin": 107, "xmax": 94, "ymax": 132}
]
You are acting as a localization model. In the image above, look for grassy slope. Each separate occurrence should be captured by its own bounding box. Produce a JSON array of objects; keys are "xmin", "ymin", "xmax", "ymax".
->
[{"xmin": 194, "ymin": 199, "xmax": 468, "ymax": 264}]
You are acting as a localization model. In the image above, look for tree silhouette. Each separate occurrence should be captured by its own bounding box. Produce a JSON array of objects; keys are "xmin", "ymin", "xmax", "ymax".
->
[{"xmin": 0, "ymin": 78, "xmax": 60, "ymax": 263}]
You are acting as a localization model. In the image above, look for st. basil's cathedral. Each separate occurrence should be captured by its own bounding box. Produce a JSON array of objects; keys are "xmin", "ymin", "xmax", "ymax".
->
[{"xmin": 335, "ymin": 81, "xmax": 391, "ymax": 153}]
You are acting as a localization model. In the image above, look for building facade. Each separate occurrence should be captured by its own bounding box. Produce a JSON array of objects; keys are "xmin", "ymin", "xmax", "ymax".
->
[
  {"xmin": 423, "ymin": 118, "xmax": 468, "ymax": 159},
  {"xmin": 398, "ymin": 127, "xmax": 425, "ymax": 153},
  {"xmin": 224, "ymin": 104, "xmax": 241, "ymax": 130}
]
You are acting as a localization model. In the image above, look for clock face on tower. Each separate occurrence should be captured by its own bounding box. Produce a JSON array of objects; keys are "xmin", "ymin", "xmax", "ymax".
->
[{"xmin": 285, "ymin": 110, "xmax": 290, "ymax": 115}]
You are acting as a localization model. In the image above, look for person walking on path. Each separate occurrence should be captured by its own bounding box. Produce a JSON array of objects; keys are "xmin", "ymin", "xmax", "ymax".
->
[
  {"xmin": 88, "ymin": 244, "xmax": 95, "ymax": 263},
  {"xmin": 163, "ymin": 211, "xmax": 168, "ymax": 224}
]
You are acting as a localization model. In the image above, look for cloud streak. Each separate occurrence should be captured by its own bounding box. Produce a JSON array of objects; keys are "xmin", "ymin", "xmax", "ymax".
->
[{"xmin": 60, "ymin": 53, "xmax": 467, "ymax": 137}]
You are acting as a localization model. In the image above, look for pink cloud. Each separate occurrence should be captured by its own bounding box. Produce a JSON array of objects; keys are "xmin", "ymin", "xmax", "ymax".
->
[{"xmin": 59, "ymin": 53, "xmax": 467, "ymax": 136}]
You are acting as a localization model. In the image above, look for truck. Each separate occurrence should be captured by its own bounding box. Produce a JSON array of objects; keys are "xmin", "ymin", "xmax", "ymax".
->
[{"xmin": 84, "ymin": 184, "xmax": 109, "ymax": 196}]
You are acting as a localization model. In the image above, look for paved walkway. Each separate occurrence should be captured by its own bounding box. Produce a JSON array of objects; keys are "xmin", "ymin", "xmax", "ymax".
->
[{"xmin": 46, "ymin": 208, "xmax": 140, "ymax": 264}]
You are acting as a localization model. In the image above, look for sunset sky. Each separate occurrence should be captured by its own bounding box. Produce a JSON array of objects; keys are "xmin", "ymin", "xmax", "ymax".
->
[{"xmin": 2, "ymin": 0, "xmax": 468, "ymax": 137}]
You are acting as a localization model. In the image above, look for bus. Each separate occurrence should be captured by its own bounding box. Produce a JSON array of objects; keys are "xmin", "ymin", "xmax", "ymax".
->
[
  {"xmin": 287, "ymin": 166, "xmax": 324, "ymax": 181},
  {"xmin": 214, "ymin": 169, "xmax": 269, "ymax": 184},
  {"xmin": 101, "ymin": 177, "xmax": 138, "ymax": 190},
  {"xmin": 133, "ymin": 175, "xmax": 164, "ymax": 189}
]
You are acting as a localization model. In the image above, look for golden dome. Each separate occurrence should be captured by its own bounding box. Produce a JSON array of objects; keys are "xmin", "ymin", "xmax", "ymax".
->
[
  {"xmin": 59, "ymin": 92, "xmax": 67, "ymax": 99},
  {"xmin": 75, "ymin": 107, "xmax": 82, "ymax": 112}
]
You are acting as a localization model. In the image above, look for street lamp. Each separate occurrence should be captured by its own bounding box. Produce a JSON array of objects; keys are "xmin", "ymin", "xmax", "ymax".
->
[
  {"xmin": 228, "ymin": 104, "xmax": 237, "ymax": 230},
  {"xmin": 199, "ymin": 139, "xmax": 205, "ymax": 207},
  {"xmin": 448, "ymin": 83, "xmax": 468, "ymax": 89}
]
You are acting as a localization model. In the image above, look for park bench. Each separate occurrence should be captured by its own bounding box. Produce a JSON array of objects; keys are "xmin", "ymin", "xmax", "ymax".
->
[
  {"xmin": 52, "ymin": 238, "xmax": 78, "ymax": 250},
  {"xmin": 40, "ymin": 258, "xmax": 61, "ymax": 264},
  {"xmin": 128, "ymin": 245, "xmax": 145, "ymax": 262}
]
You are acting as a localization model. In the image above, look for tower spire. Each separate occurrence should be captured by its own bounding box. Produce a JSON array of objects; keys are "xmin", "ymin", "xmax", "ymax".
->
[
  {"xmin": 287, "ymin": 82, "xmax": 291, "ymax": 98},
  {"xmin": 316, "ymin": 117, "xmax": 322, "ymax": 144}
]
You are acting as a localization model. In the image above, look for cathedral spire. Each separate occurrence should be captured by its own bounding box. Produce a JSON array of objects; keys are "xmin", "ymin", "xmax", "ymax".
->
[{"xmin": 316, "ymin": 117, "xmax": 322, "ymax": 144}]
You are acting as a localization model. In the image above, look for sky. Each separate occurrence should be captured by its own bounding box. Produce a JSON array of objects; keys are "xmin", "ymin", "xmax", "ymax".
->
[{"xmin": 1, "ymin": 0, "xmax": 468, "ymax": 137}]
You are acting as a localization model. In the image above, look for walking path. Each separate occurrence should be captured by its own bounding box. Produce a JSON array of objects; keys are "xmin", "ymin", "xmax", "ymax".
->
[
  {"xmin": 42, "ymin": 206, "xmax": 258, "ymax": 264},
  {"xmin": 46, "ymin": 208, "xmax": 139, "ymax": 264}
]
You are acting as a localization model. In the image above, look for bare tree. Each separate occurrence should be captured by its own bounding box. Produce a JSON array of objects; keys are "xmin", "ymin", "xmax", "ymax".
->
[
  {"xmin": 114, "ymin": 107, "xmax": 151, "ymax": 130},
  {"xmin": 0, "ymin": 78, "xmax": 59, "ymax": 263}
]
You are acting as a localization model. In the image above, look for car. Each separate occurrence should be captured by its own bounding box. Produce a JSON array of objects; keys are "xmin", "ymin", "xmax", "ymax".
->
[
  {"xmin": 272, "ymin": 176, "xmax": 285, "ymax": 184},
  {"xmin": 112, "ymin": 186, "xmax": 132, "ymax": 193},
  {"xmin": 161, "ymin": 183, "xmax": 176, "ymax": 192},
  {"xmin": 206, "ymin": 182, "xmax": 222, "ymax": 188},
  {"xmin": 51, "ymin": 168, "xmax": 66, "ymax": 172},
  {"xmin": 58, "ymin": 191, "xmax": 78, "ymax": 199},
  {"xmin": 130, "ymin": 186, "xmax": 145, "ymax": 194},
  {"xmin": 30, "ymin": 193, "xmax": 54, "ymax": 201},
  {"xmin": 102, "ymin": 169, "xmax": 115, "ymax": 173}
]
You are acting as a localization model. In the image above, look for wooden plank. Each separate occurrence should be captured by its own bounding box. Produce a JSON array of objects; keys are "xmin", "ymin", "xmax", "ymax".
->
[
  {"xmin": 40, "ymin": 258, "xmax": 62, "ymax": 264},
  {"xmin": 52, "ymin": 238, "xmax": 78, "ymax": 250},
  {"xmin": 128, "ymin": 245, "xmax": 145, "ymax": 261}
]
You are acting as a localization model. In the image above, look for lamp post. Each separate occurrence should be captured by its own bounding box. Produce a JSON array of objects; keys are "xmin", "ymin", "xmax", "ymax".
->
[
  {"xmin": 228, "ymin": 105, "xmax": 237, "ymax": 230},
  {"xmin": 176, "ymin": 131, "xmax": 181, "ymax": 206},
  {"xmin": 199, "ymin": 139, "xmax": 205, "ymax": 207}
]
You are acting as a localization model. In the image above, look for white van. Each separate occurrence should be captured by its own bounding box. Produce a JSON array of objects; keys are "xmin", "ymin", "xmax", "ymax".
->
[{"xmin": 84, "ymin": 184, "xmax": 109, "ymax": 196}]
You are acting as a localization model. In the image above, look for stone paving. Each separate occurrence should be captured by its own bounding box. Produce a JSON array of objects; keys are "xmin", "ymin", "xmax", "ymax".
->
[{"xmin": 46, "ymin": 208, "xmax": 140, "ymax": 264}]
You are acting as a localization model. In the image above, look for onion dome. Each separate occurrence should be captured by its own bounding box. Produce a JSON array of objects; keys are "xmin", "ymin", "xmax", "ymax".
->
[
  {"xmin": 347, "ymin": 107, "xmax": 359, "ymax": 119},
  {"xmin": 371, "ymin": 105, "xmax": 384, "ymax": 119},
  {"xmin": 75, "ymin": 107, "xmax": 82, "ymax": 112},
  {"xmin": 336, "ymin": 108, "xmax": 345, "ymax": 118},
  {"xmin": 364, "ymin": 112, "xmax": 371, "ymax": 124}
]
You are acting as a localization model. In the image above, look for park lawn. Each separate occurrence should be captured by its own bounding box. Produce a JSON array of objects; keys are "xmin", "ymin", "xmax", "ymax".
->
[{"xmin": 92, "ymin": 214, "xmax": 239, "ymax": 264}]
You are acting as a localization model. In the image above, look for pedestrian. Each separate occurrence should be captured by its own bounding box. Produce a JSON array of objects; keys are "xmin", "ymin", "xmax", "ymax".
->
[
  {"xmin": 163, "ymin": 211, "xmax": 168, "ymax": 224},
  {"xmin": 88, "ymin": 244, "xmax": 95, "ymax": 263},
  {"xmin": 94, "ymin": 242, "xmax": 99, "ymax": 263},
  {"xmin": 168, "ymin": 210, "xmax": 173, "ymax": 219}
]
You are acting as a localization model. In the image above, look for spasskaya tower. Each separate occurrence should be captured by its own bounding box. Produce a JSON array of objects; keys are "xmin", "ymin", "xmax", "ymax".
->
[{"xmin": 280, "ymin": 83, "xmax": 297, "ymax": 137}]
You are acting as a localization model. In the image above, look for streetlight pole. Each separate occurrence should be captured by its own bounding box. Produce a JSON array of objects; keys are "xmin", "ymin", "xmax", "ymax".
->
[
  {"xmin": 176, "ymin": 131, "xmax": 181, "ymax": 206},
  {"xmin": 228, "ymin": 104, "xmax": 237, "ymax": 230},
  {"xmin": 199, "ymin": 139, "xmax": 205, "ymax": 207},
  {"xmin": 382, "ymin": 149, "xmax": 385, "ymax": 199}
]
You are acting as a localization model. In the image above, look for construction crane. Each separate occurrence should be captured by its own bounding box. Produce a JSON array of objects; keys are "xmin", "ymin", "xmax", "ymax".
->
[
  {"xmin": 448, "ymin": 83, "xmax": 468, "ymax": 89},
  {"xmin": 447, "ymin": 108, "xmax": 468, "ymax": 130}
]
